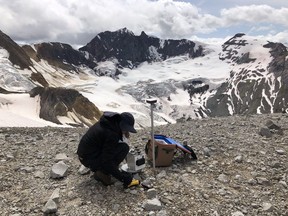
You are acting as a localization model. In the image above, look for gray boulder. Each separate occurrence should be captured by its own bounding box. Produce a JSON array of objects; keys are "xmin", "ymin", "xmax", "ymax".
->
[{"xmin": 50, "ymin": 161, "xmax": 68, "ymax": 179}]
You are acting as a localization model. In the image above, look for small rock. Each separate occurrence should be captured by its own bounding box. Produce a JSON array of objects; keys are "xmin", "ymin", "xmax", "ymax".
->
[
  {"xmin": 266, "ymin": 120, "xmax": 283, "ymax": 135},
  {"xmin": 78, "ymin": 165, "xmax": 90, "ymax": 175},
  {"xmin": 42, "ymin": 199, "xmax": 57, "ymax": 214},
  {"xmin": 129, "ymin": 189, "xmax": 138, "ymax": 195},
  {"xmin": 231, "ymin": 211, "xmax": 244, "ymax": 216},
  {"xmin": 203, "ymin": 193, "xmax": 209, "ymax": 199},
  {"xmin": 259, "ymin": 127, "xmax": 272, "ymax": 138},
  {"xmin": 156, "ymin": 210, "xmax": 168, "ymax": 216},
  {"xmin": 50, "ymin": 161, "xmax": 68, "ymax": 179},
  {"xmin": 270, "ymin": 161, "xmax": 281, "ymax": 168},
  {"xmin": 50, "ymin": 188, "xmax": 60, "ymax": 204},
  {"xmin": 147, "ymin": 188, "xmax": 157, "ymax": 199},
  {"xmin": 55, "ymin": 153, "xmax": 69, "ymax": 162},
  {"xmin": 112, "ymin": 204, "xmax": 120, "ymax": 211},
  {"xmin": 256, "ymin": 177, "xmax": 270, "ymax": 185},
  {"xmin": 160, "ymin": 198, "xmax": 171, "ymax": 205},
  {"xmin": 265, "ymin": 120, "xmax": 280, "ymax": 130},
  {"xmin": 218, "ymin": 188, "xmax": 226, "ymax": 196},
  {"xmin": 191, "ymin": 169, "xmax": 197, "ymax": 174},
  {"xmin": 275, "ymin": 149, "xmax": 285, "ymax": 155},
  {"xmin": 20, "ymin": 166, "xmax": 34, "ymax": 173},
  {"xmin": 279, "ymin": 180, "xmax": 287, "ymax": 188},
  {"xmin": 144, "ymin": 198, "xmax": 162, "ymax": 211},
  {"xmin": 142, "ymin": 179, "xmax": 153, "ymax": 189},
  {"xmin": 234, "ymin": 175, "xmax": 242, "ymax": 180},
  {"xmin": 36, "ymin": 135, "xmax": 44, "ymax": 140},
  {"xmin": 6, "ymin": 153, "xmax": 14, "ymax": 160},
  {"xmin": 262, "ymin": 202, "xmax": 273, "ymax": 212},
  {"xmin": 247, "ymin": 178, "xmax": 257, "ymax": 185},
  {"xmin": 34, "ymin": 171, "xmax": 45, "ymax": 179},
  {"xmin": 156, "ymin": 171, "xmax": 166, "ymax": 179},
  {"xmin": 217, "ymin": 173, "xmax": 229, "ymax": 183},
  {"xmin": 234, "ymin": 155, "xmax": 243, "ymax": 163},
  {"xmin": 250, "ymin": 171, "xmax": 259, "ymax": 177},
  {"xmin": 203, "ymin": 147, "xmax": 211, "ymax": 157}
]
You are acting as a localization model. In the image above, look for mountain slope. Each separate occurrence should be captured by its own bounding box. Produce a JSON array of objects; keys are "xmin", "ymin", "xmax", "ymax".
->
[
  {"xmin": 29, "ymin": 87, "xmax": 102, "ymax": 127},
  {"xmin": 1, "ymin": 29, "xmax": 288, "ymax": 127},
  {"xmin": 79, "ymin": 27, "xmax": 204, "ymax": 68},
  {"xmin": 23, "ymin": 42, "xmax": 97, "ymax": 72},
  {"xmin": 0, "ymin": 30, "xmax": 33, "ymax": 69},
  {"xmin": 0, "ymin": 30, "xmax": 102, "ymax": 127},
  {"xmin": 198, "ymin": 34, "xmax": 288, "ymax": 117}
]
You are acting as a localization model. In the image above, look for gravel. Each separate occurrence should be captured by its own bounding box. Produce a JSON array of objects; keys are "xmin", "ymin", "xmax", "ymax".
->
[{"xmin": 0, "ymin": 113, "xmax": 287, "ymax": 216}]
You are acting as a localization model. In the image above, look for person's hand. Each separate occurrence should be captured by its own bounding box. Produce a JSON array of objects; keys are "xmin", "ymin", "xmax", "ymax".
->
[{"xmin": 122, "ymin": 171, "xmax": 133, "ymax": 185}]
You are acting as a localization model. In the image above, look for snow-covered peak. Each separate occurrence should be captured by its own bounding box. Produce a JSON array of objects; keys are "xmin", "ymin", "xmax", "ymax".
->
[
  {"xmin": 220, "ymin": 34, "xmax": 272, "ymax": 64},
  {"xmin": 1, "ymin": 30, "xmax": 288, "ymax": 127}
]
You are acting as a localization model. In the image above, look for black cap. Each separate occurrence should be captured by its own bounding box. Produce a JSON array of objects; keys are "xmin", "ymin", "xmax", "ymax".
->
[{"xmin": 119, "ymin": 112, "xmax": 137, "ymax": 133}]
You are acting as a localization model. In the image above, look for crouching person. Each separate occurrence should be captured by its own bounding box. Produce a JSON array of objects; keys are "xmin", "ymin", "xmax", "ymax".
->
[{"xmin": 77, "ymin": 111, "xmax": 140, "ymax": 188}]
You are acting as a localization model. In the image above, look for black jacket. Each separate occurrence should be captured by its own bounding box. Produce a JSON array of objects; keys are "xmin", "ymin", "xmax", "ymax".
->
[{"xmin": 77, "ymin": 112, "xmax": 129, "ymax": 183}]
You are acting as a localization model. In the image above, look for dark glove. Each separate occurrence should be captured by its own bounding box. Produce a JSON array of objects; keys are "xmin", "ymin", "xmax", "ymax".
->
[{"xmin": 121, "ymin": 171, "xmax": 133, "ymax": 186}]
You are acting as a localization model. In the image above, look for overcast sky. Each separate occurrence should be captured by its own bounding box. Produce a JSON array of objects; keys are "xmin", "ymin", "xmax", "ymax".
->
[{"xmin": 0, "ymin": 0, "xmax": 287, "ymax": 46}]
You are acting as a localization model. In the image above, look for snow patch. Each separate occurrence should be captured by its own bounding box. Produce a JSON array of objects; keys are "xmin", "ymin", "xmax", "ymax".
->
[{"xmin": 0, "ymin": 94, "xmax": 59, "ymax": 127}]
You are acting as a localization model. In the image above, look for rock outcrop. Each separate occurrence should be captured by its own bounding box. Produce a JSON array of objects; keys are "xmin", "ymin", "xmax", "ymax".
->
[
  {"xmin": 23, "ymin": 42, "xmax": 97, "ymax": 72},
  {"xmin": 29, "ymin": 86, "xmax": 102, "ymax": 126},
  {"xmin": 199, "ymin": 34, "xmax": 288, "ymax": 117},
  {"xmin": 80, "ymin": 28, "xmax": 204, "ymax": 68},
  {"xmin": 0, "ymin": 30, "xmax": 33, "ymax": 69}
]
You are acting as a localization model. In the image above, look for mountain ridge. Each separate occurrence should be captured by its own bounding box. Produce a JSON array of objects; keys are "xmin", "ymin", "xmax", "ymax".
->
[
  {"xmin": 79, "ymin": 27, "xmax": 204, "ymax": 68},
  {"xmin": 0, "ymin": 28, "xmax": 288, "ymax": 127},
  {"xmin": 199, "ymin": 34, "xmax": 288, "ymax": 117}
]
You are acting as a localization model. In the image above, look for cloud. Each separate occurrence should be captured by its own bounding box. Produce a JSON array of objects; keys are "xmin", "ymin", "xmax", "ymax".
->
[
  {"xmin": 0, "ymin": 0, "xmax": 83, "ymax": 43},
  {"xmin": 0, "ymin": 0, "xmax": 287, "ymax": 45},
  {"xmin": 220, "ymin": 5, "xmax": 288, "ymax": 26},
  {"xmin": 266, "ymin": 31, "xmax": 288, "ymax": 46},
  {"xmin": 0, "ymin": 0, "xmax": 210, "ymax": 44}
]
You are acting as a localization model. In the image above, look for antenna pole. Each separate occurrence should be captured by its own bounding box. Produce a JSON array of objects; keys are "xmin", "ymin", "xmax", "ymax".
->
[{"xmin": 146, "ymin": 98, "xmax": 157, "ymax": 169}]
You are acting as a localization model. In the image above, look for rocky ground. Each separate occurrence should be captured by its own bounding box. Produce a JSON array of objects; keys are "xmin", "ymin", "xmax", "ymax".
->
[{"xmin": 0, "ymin": 113, "xmax": 287, "ymax": 216}]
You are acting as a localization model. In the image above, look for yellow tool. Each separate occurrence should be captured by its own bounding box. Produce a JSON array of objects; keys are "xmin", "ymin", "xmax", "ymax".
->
[{"xmin": 127, "ymin": 179, "xmax": 140, "ymax": 188}]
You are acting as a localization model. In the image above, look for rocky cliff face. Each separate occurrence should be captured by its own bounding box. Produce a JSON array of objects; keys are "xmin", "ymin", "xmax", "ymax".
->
[
  {"xmin": 198, "ymin": 34, "xmax": 288, "ymax": 117},
  {"xmin": 79, "ymin": 28, "xmax": 204, "ymax": 68},
  {"xmin": 23, "ymin": 42, "xmax": 97, "ymax": 72},
  {"xmin": 265, "ymin": 42, "xmax": 288, "ymax": 113},
  {"xmin": 0, "ymin": 30, "xmax": 33, "ymax": 69},
  {"xmin": 29, "ymin": 87, "xmax": 102, "ymax": 127}
]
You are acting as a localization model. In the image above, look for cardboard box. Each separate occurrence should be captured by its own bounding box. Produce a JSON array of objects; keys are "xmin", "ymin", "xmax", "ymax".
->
[{"xmin": 146, "ymin": 139, "xmax": 176, "ymax": 167}]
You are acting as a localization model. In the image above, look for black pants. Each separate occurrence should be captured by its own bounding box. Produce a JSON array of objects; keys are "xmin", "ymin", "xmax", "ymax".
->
[{"xmin": 79, "ymin": 142, "xmax": 129, "ymax": 173}]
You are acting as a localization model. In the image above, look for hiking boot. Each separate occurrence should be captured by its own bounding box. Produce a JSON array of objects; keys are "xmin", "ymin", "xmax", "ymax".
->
[{"xmin": 93, "ymin": 171, "xmax": 113, "ymax": 186}]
